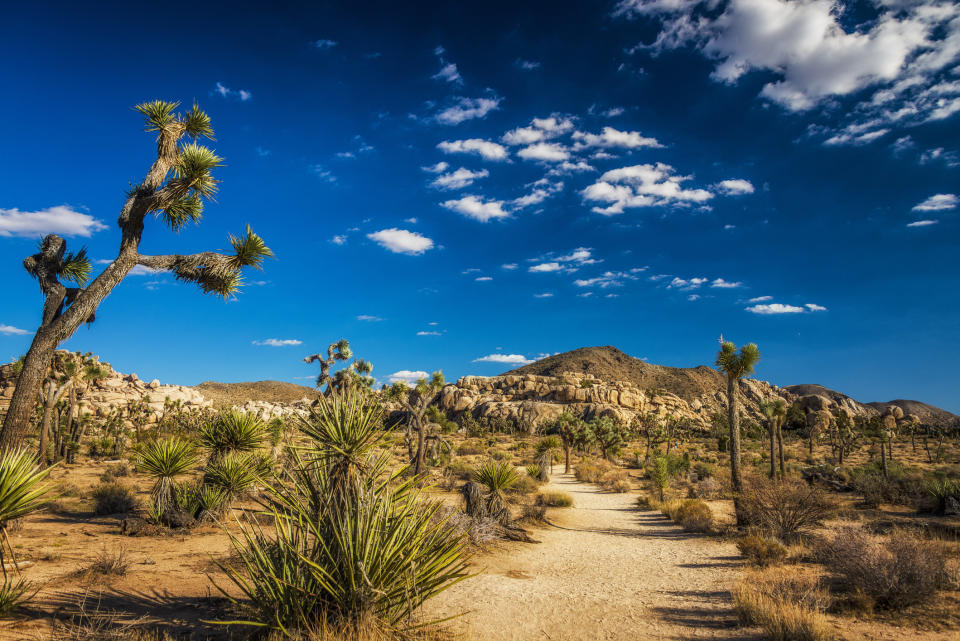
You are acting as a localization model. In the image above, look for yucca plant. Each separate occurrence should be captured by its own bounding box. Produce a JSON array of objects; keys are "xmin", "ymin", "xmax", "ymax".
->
[
  {"xmin": 136, "ymin": 437, "xmax": 198, "ymax": 518},
  {"xmin": 199, "ymin": 410, "xmax": 267, "ymax": 461},
  {"xmin": 926, "ymin": 477, "xmax": 960, "ymax": 514},
  {"xmin": 0, "ymin": 449, "xmax": 53, "ymax": 615},
  {"xmin": 214, "ymin": 387, "xmax": 470, "ymax": 635},
  {"xmin": 474, "ymin": 460, "xmax": 519, "ymax": 522},
  {"xmin": 177, "ymin": 481, "xmax": 228, "ymax": 521},
  {"xmin": 204, "ymin": 451, "xmax": 261, "ymax": 502},
  {"xmin": 526, "ymin": 463, "xmax": 542, "ymax": 479}
]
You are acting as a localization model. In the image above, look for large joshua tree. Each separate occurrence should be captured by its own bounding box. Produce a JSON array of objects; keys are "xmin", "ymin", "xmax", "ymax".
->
[
  {"xmin": 1, "ymin": 101, "xmax": 272, "ymax": 447},
  {"xmin": 715, "ymin": 339, "xmax": 760, "ymax": 495},
  {"xmin": 384, "ymin": 372, "xmax": 445, "ymax": 475}
]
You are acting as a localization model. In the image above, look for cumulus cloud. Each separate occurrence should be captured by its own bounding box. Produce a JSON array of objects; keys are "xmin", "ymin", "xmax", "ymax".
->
[
  {"xmin": 710, "ymin": 278, "xmax": 743, "ymax": 288},
  {"xmin": 356, "ymin": 315, "xmax": 383, "ymax": 321},
  {"xmin": 616, "ymin": 0, "xmax": 960, "ymax": 143},
  {"xmin": 314, "ymin": 39, "xmax": 338, "ymax": 49},
  {"xmin": 714, "ymin": 179, "xmax": 755, "ymax": 195},
  {"xmin": 574, "ymin": 270, "xmax": 639, "ymax": 288},
  {"xmin": 475, "ymin": 276, "xmax": 493, "ymax": 281},
  {"xmin": 534, "ymin": 292, "xmax": 554, "ymax": 298},
  {"xmin": 512, "ymin": 180, "xmax": 564, "ymax": 209},
  {"xmin": 517, "ymin": 143, "xmax": 571, "ymax": 162},
  {"xmin": 441, "ymin": 196, "xmax": 510, "ymax": 222},
  {"xmin": 746, "ymin": 301, "xmax": 827, "ymax": 314},
  {"xmin": 668, "ymin": 276, "xmax": 708, "ymax": 290},
  {"xmin": 253, "ymin": 338, "xmax": 303, "ymax": 347},
  {"xmin": 437, "ymin": 139, "xmax": 509, "ymax": 160},
  {"xmin": 907, "ymin": 219, "xmax": 938, "ymax": 227},
  {"xmin": 430, "ymin": 167, "xmax": 489, "ymax": 190},
  {"xmin": 502, "ymin": 263, "xmax": 518, "ymax": 270},
  {"xmin": 748, "ymin": 295, "xmax": 773, "ymax": 303},
  {"xmin": 529, "ymin": 262, "xmax": 563, "ymax": 273},
  {"xmin": 0, "ymin": 324, "xmax": 29, "ymax": 336},
  {"xmin": 417, "ymin": 330, "xmax": 442, "ymax": 336},
  {"xmin": 515, "ymin": 59, "xmax": 541, "ymax": 70},
  {"xmin": 388, "ymin": 370, "xmax": 430, "ymax": 384},
  {"xmin": 0, "ymin": 206, "xmax": 107, "ymax": 237},
  {"xmin": 331, "ymin": 235, "xmax": 347, "ymax": 245},
  {"xmin": 581, "ymin": 163, "xmax": 713, "ymax": 215},
  {"xmin": 502, "ymin": 116, "xmax": 575, "ymax": 145},
  {"xmin": 473, "ymin": 353, "xmax": 535, "ymax": 365},
  {"xmin": 436, "ymin": 97, "xmax": 501, "ymax": 125},
  {"xmin": 432, "ymin": 63, "xmax": 462, "ymax": 84},
  {"xmin": 422, "ymin": 161, "xmax": 449, "ymax": 173},
  {"xmin": 912, "ymin": 193, "xmax": 958, "ymax": 211},
  {"xmin": 805, "ymin": 303, "xmax": 827, "ymax": 311},
  {"xmin": 572, "ymin": 126, "xmax": 663, "ymax": 150},
  {"xmin": 367, "ymin": 228, "xmax": 435, "ymax": 255}
]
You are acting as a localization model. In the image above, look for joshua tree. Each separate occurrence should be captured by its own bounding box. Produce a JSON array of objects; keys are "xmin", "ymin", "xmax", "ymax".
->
[
  {"xmin": 830, "ymin": 409, "xmax": 860, "ymax": 465},
  {"xmin": 550, "ymin": 412, "xmax": 580, "ymax": 473},
  {"xmin": 384, "ymin": 372, "xmax": 445, "ymax": 475},
  {"xmin": 304, "ymin": 339, "xmax": 352, "ymax": 393},
  {"xmin": 715, "ymin": 340, "xmax": 761, "ymax": 495},
  {"xmin": 591, "ymin": 416, "xmax": 627, "ymax": 460},
  {"xmin": 636, "ymin": 413, "xmax": 666, "ymax": 462},
  {"xmin": 760, "ymin": 399, "xmax": 786, "ymax": 479},
  {"xmin": 1, "ymin": 101, "xmax": 272, "ymax": 447}
]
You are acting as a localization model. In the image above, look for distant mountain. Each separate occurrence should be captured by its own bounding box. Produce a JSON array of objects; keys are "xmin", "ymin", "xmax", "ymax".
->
[
  {"xmin": 865, "ymin": 399, "xmax": 958, "ymax": 426},
  {"xmin": 194, "ymin": 380, "xmax": 319, "ymax": 408},
  {"xmin": 503, "ymin": 345, "xmax": 734, "ymax": 401}
]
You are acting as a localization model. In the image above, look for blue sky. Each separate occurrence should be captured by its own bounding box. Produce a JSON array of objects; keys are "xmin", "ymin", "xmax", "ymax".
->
[{"xmin": 1, "ymin": 0, "xmax": 958, "ymax": 411}]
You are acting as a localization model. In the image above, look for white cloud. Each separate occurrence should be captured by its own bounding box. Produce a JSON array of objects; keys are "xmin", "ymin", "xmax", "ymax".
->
[
  {"xmin": 367, "ymin": 228, "xmax": 435, "ymax": 255},
  {"xmin": 502, "ymin": 263, "xmax": 518, "ymax": 270},
  {"xmin": 422, "ymin": 161, "xmax": 449, "ymax": 173},
  {"xmin": 907, "ymin": 219, "xmax": 938, "ymax": 227},
  {"xmin": 0, "ymin": 324, "xmax": 28, "ymax": 336},
  {"xmin": 331, "ymin": 235, "xmax": 347, "ymax": 245},
  {"xmin": 213, "ymin": 82, "xmax": 252, "ymax": 101},
  {"xmin": 0, "ymin": 206, "xmax": 107, "ymax": 238},
  {"xmin": 687, "ymin": 294, "xmax": 700, "ymax": 301},
  {"xmin": 805, "ymin": 303, "xmax": 827, "ymax": 311},
  {"xmin": 388, "ymin": 370, "xmax": 430, "ymax": 384},
  {"xmin": 668, "ymin": 276, "xmax": 708, "ymax": 290},
  {"xmin": 356, "ymin": 315, "xmax": 383, "ymax": 321},
  {"xmin": 417, "ymin": 331, "xmax": 441, "ymax": 336},
  {"xmin": 748, "ymin": 295, "xmax": 773, "ymax": 303},
  {"xmin": 572, "ymin": 127, "xmax": 663, "ymax": 150},
  {"xmin": 574, "ymin": 270, "xmax": 639, "ymax": 288},
  {"xmin": 512, "ymin": 180, "xmax": 564, "ymax": 209},
  {"xmin": 437, "ymin": 139, "xmax": 509, "ymax": 161},
  {"xmin": 436, "ymin": 97, "xmax": 501, "ymax": 125},
  {"xmin": 253, "ymin": 338, "xmax": 303, "ymax": 347},
  {"xmin": 912, "ymin": 193, "xmax": 958, "ymax": 211},
  {"xmin": 710, "ymin": 278, "xmax": 743, "ymax": 288},
  {"xmin": 604, "ymin": 107, "xmax": 626, "ymax": 117},
  {"xmin": 746, "ymin": 303, "xmax": 806, "ymax": 314},
  {"xmin": 534, "ymin": 292, "xmax": 554, "ymax": 298},
  {"xmin": 473, "ymin": 353, "xmax": 535, "ymax": 365},
  {"xmin": 715, "ymin": 179, "xmax": 755, "ymax": 195},
  {"xmin": 128, "ymin": 265, "xmax": 161, "ymax": 276},
  {"xmin": 582, "ymin": 163, "xmax": 713, "ymax": 215},
  {"xmin": 502, "ymin": 116, "xmax": 574, "ymax": 145},
  {"xmin": 311, "ymin": 165, "xmax": 336, "ymax": 183},
  {"xmin": 517, "ymin": 143, "xmax": 571, "ymax": 162},
  {"xmin": 515, "ymin": 59, "xmax": 541, "ymax": 70},
  {"xmin": 430, "ymin": 167, "xmax": 489, "ymax": 190},
  {"xmin": 618, "ymin": 0, "xmax": 960, "ymax": 143},
  {"xmin": 529, "ymin": 262, "xmax": 563, "ymax": 273},
  {"xmin": 548, "ymin": 160, "xmax": 596, "ymax": 176},
  {"xmin": 432, "ymin": 62, "xmax": 462, "ymax": 84},
  {"xmin": 314, "ymin": 39, "xmax": 338, "ymax": 49},
  {"xmin": 475, "ymin": 276, "xmax": 493, "ymax": 282},
  {"xmin": 441, "ymin": 196, "xmax": 510, "ymax": 222}
]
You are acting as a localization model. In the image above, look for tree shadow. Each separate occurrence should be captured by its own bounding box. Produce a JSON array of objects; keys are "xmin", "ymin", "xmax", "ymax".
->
[{"xmin": 649, "ymin": 589, "xmax": 763, "ymax": 641}]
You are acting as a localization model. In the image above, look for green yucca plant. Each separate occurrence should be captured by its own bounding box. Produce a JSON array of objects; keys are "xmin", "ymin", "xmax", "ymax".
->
[
  {"xmin": 213, "ymin": 387, "xmax": 471, "ymax": 635},
  {"xmin": 204, "ymin": 451, "xmax": 260, "ymax": 501},
  {"xmin": 0, "ymin": 449, "xmax": 53, "ymax": 615},
  {"xmin": 526, "ymin": 464, "xmax": 542, "ymax": 479},
  {"xmin": 474, "ymin": 460, "xmax": 519, "ymax": 520},
  {"xmin": 136, "ymin": 437, "xmax": 198, "ymax": 516},
  {"xmin": 199, "ymin": 410, "xmax": 267, "ymax": 460},
  {"xmin": 926, "ymin": 477, "xmax": 960, "ymax": 514},
  {"xmin": 177, "ymin": 481, "xmax": 228, "ymax": 521}
]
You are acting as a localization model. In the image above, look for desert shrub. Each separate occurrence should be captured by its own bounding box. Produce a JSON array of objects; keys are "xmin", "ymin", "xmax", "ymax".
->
[
  {"xmin": 475, "ymin": 460, "xmax": 521, "ymax": 518},
  {"xmin": 693, "ymin": 461, "xmax": 716, "ymax": 479},
  {"xmin": 674, "ymin": 499, "xmax": 713, "ymax": 533},
  {"xmin": 487, "ymin": 448, "xmax": 512, "ymax": 462},
  {"xmin": 509, "ymin": 474, "xmax": 539, "ymax": 495},
  {"xmin": 83, "ymin": 547, "xmax": 130, "ymax": 578},
  {"xmin": 732, "ymin": 567, "xmax": 830, "ymax": 641},
  {"xmin": 444, "ymin": 460, "xmax": 475, "ymax": 481},
  {"xmin": 849, "ymin": 462, "xmax": 927, "ymax": 509},
  {"xmin": 456, "ymin": 440, "xmax": 485, "ymax": 456},
  {"xmin": 650, "ymin": 456, "xmax": 670, "ymax": 501},
  {"xmin": 88, "ymin": 437, "xmax": 121, "ymax": 458},
  {"xmin": 739, "ymin": 478, "xmax": 834, "ymax": 542},
  {"xmin": 689, "ymin": 476, "xmax": 721, "ymax": 499},
  {"xmin": 665, "ymin": 452, "xmax": 691, "ymax": 478},
  {"xmin": 526, "ymin": 463, "xmax": 542, "ymax": 479},
  {"xmin": 599, "ymin": 469, "xmax": 631, "ymax": 493},
  {"xmin": 738, "ymin": 533, "xmax": 788, "ymax": 567},
  {"xmin": 538, "ymin": 491, "xmax": 573, "ymax": 507},
  {"xmin": 216, "ymin": 389, "xmax": 469, "ymax": 633},
  {"xmin": 99, "ymin": 462, "xmax": 131, "ymax": 482},
  {"xmin": 574, "ymin": 458, "xmax": 614, "ymax": 484},
  {"xmin": 91, "ymin": 482, "xmax": 138, "ymax": 515},
  {"xmin": 436, "ymin": 507, "xmax": 498, "ymax": 549},
  {"xmin": 815, "ymin": 526, "xmax": 953, "ymax": 609},
  {"xmin": 520, "ymin": 503, "xmax": 547, "ymax": 523}
]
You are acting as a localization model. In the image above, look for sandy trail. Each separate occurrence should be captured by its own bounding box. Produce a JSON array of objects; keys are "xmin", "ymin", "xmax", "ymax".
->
[{"xmin": 427, "ymin": 473, "xmax": 755, "ymax": 641}]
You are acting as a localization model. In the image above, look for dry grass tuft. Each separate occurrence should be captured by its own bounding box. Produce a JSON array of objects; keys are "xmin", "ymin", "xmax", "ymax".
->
[
  {"xmin": 78, "ymin": 548, "xmax": 130, "ymax": 580},
  {"xmin": 732, "ymin": 566, "xmax": 831, "ymax": 641},
  {"xmin": 738, "ymin": 533, "xmax": 788, "ymax": 567},
  {"xmin": 538, "ymin": 491, "xmax": 573, "ymax": 507}
]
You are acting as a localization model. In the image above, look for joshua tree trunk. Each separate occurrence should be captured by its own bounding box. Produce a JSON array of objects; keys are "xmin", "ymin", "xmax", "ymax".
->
[
  {"xmin": 563, "ymin": 442, "xmax": 570, "ymax": 474},
  {"xmin": 727, "ymin": 375, "xmax": 742, "ymax": 494},
  {"xmin": 38, "ymin": 379, "xmax": 72, "ymax": 465},
  {"xmin": 768, "ymin": 419, "xmax": 776, "ymax": 479},
  {"xmin": 879, "ymin": 437, "xmax": 888, "ymax": 479},
  {"xmin": 777, "ymin": 422, "xmax": 785, "ymax": 478}
]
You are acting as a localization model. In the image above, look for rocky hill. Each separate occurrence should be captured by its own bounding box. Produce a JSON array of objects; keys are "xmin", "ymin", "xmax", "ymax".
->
[
  {"xmin": 194, "ymin": 380, "xmax": 319, "ymax": 409},
  {"xmin": 784, "ymin": 385, "xmax": 957, "ymax": 426}
]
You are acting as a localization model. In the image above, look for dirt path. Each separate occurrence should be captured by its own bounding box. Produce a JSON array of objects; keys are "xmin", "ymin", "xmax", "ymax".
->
[{"xmin": 427, "ymin": 473, "xmax": 756, "ymax": 641}]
